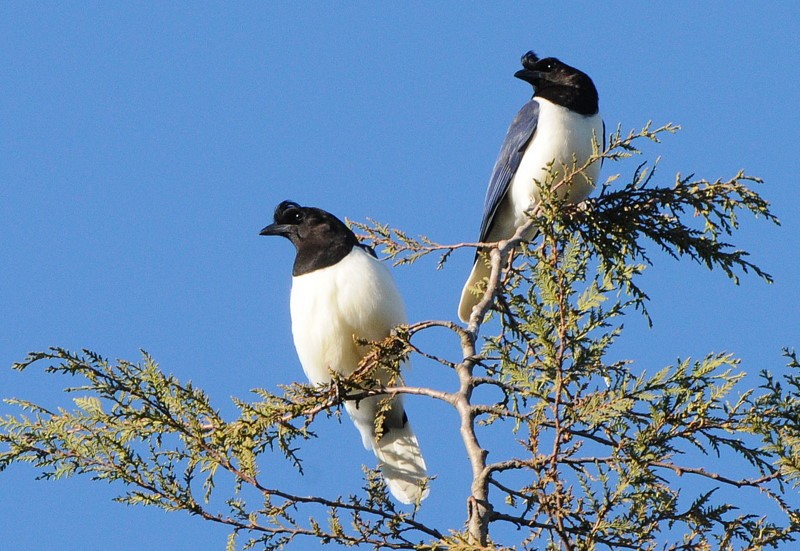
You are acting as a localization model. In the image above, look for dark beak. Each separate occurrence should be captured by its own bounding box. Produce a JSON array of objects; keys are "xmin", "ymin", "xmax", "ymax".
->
[
  {"xmin": 514, "ymin": 69, "xmax": 543, "ymax": 86},
  {"xmin": 259, "ymin": 223, "xmax": 291, "ymax": 237}
]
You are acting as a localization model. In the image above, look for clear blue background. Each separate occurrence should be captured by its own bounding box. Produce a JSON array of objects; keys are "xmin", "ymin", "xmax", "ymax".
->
[{"xmin": 2, "ymin": 3, "xmax": 798, "ymax": 549}]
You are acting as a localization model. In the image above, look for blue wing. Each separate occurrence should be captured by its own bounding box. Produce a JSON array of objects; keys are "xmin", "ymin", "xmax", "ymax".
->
[{"xmin": 477, "ymin": 99, "xmax": 540, "ymax": 243}]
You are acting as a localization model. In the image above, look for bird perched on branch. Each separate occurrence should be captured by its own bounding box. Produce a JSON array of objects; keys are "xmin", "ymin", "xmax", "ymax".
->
[
  {"xmin": 458, "ymin": 51, "xmax": 604, "ymax": 323},
  {"xmin": 260, "ymin": 200, "xmax": 429, "ymax": 504}
]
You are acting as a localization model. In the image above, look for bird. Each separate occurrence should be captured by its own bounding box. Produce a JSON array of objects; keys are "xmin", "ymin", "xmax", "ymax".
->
[
  {"xmin": 259, "ymin": 200, "xmax": 429, "ymax": 504},
  {"xmin": 458, "ymin": 51, "xmax": 604, "ymax": 323}
]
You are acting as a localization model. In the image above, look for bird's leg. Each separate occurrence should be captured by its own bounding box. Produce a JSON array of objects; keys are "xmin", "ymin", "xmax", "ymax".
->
[
  {"xmin": 506, "ymin": 247, "xmax": 517, "ymax": 271},
  {"xmin": 329, "ymin": 370, "xmax": 347, "ymax": 405}
]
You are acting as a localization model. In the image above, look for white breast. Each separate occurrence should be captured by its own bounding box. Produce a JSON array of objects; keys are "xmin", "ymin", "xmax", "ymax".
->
[
  {"xmin": 489, "ymin": 98, "xmax": 603, "ymax": 242},
  {"xmin": 289, "ymin": 247, "xmax": 407, "ymax": 385}
]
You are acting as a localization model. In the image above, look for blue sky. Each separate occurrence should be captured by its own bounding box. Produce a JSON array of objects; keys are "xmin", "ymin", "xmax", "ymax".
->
[{"xmin": 1, "ymin": 3, "xmax": 798, "ymax": 549}]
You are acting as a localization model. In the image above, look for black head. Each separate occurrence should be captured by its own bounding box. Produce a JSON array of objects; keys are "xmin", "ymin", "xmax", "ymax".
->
[
  {"xmin": 260, "ymin": 200, "xmax": 359, "ymax": 276},
  {"xmin": 513, "ymin": 51, "xmax": 599, "ymax": 115}
]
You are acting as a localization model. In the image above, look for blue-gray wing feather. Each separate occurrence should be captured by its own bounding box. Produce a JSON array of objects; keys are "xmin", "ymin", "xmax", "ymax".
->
[{"xmin": 478, "ymin": 100, "xmax": 540, "ymax": 243}]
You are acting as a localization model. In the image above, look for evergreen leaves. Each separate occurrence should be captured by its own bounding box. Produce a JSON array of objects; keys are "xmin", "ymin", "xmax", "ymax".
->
[{"xmin": 2, "ymin": 124, "xmax": 798, "ymax": 549}]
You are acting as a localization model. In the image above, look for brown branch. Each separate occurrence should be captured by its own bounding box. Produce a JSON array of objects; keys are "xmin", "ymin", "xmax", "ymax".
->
[
  {"xmin": 489, "ymin": 511, "xmax": 641, "ymax": 549},
  {"xmin": 650, "ymin": 461, "xmax": 781, "ymax": 488},
  {"xmin": 343, "ymin": 385, "xmax": 456, "ymax": 406}
]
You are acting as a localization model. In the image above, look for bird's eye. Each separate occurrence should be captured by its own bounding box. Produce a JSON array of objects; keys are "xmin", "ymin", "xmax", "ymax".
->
[
  {"xmin": 543, "ymin": 60, "xmax": 555, "ymax": 71},
  {"xmin": 281, "ymin": 208, "xmax": 303, "ymax": 224}
]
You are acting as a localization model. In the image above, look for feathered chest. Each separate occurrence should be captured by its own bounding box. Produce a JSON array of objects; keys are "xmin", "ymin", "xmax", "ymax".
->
[
  {"xmin": 289, "ymin": 248, "xmax": 406, "ymax": 383},
  {"xmin": 511, "ymin": 98, "xmax": 603, "ymax": 205}
]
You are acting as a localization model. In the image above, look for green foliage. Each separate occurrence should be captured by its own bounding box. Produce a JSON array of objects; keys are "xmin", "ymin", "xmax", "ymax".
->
[
  {"xmin": 3, "ymin": 123, "xmax": 799, "ymax": 550},
  {"xmin": 1, "ymin": 347, "xmax": 436, "ymax": 549}
]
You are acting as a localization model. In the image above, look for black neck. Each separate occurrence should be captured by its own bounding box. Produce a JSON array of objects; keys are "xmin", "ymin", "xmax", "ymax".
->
[
  {"xmin": 292, "ymin": 229, "xmax": 358, "ymax": 276},
  {"xmin": 536, "ymin": 84, "xmax": 598, "ymax": 116}
]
